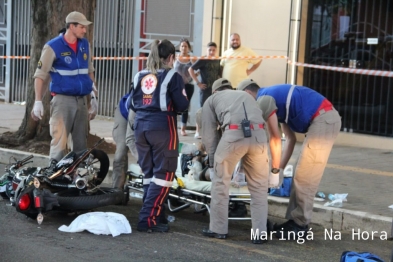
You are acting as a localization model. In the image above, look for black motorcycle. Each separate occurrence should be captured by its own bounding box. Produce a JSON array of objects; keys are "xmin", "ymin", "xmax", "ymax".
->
[{"xmin": 10, "ymin": 138, "xmax": 124, "ymax": 224}]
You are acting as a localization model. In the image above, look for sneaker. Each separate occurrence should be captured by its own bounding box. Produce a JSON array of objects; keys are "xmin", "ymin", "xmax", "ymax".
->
[
  {"xmin": 194, "ymin": 132, "xmax": 201, "ymax": 139},
  {"xmin": 137, "ymin": 223, "xmax": 169, "ymax": 233},
  {"xmin": 273, "ymin": 220, "xmax": 309, "ymax": 240}
]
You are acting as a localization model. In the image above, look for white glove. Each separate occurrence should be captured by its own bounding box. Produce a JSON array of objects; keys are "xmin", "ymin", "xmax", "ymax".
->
[
  {"xmin": 276, "ymin": 168, "xmax": 284, "ymax": 189},
  {"xmin": 32, "ymin": 101, "xmax": 44, "ymax": 120},
  {"xmin": 209, "ymin": 168, "xmax": 215, "ymax": 180},
  {"xmin": 270, "ymin": 168, "xmax": 284, "ymax": 189},
  {"xmin": 268, "ymin": 171, "xmax": 279, "ymax": 188},
  {"xmin": 89, "ymin": 91, "xmax": 98, "ymax": 120}
]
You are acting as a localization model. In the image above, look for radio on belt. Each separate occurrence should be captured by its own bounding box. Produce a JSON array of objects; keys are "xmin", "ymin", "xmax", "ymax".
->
[{"xmin": 241, "ymin": 102, "xmax": 252, "ymax": 138}]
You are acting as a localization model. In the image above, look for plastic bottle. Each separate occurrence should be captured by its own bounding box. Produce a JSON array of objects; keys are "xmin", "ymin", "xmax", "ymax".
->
[
  {"xmin": 316, "ymin": 192, "xmax": 325, "ymax": 199},
  {"xmin": 328, "ymin": 194, "xmax": 335, "ymax": 201},
  {"xmin": 167, "ymin": 215, "xmax": 175, "ymax": 222}
]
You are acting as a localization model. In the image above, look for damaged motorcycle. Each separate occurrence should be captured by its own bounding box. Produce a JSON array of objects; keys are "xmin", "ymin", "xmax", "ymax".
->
[{"xmin": 9, "ymin": 138, "xmax": 124, "ymax": 224}]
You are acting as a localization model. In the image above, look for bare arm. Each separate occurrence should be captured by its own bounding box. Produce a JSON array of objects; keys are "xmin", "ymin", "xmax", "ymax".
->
[
  {"xmin": 188, "ymin": 67, "xmax": 206, "ymax": 89},
  {"xmin": 280, "ymin": 122, "xmax": 296, "ymax": 169},
  {"xmin": 246, "ymin": 60, "xmax": 262, "ymax": 76},
  {"xmin": 34, "ymin": 77, "xmax": 45, "ymax": 101},
  {"xmin": 266, "ymin": 113, "xmax": 281, "ymax": 169}
]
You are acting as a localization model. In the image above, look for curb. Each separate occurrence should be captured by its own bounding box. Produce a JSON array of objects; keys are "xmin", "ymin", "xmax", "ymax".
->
[
  {"xmin": 1, "ymin": 148, "xmax": 392, "ymax": 234},
  {"xmin": 267, "ymin": 196, "xmax": 392, "ymax": 233}
]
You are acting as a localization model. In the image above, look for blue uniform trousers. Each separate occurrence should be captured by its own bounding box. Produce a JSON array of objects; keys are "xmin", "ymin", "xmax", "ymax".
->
[{"xmin": 134, "ymin": 118, "xmax": 179, "ymax": 228}]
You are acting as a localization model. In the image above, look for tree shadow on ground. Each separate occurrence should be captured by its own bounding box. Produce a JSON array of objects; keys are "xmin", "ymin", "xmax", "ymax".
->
[{"xmin": 0, "ymin": 132, "xmax": 116, "ymax": 155}]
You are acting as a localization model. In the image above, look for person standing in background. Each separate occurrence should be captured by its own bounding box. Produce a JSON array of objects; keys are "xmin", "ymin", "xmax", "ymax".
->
[
  {"xmin": 189, "ymin": 42, "xmax": 221, "ymax": 139},
  {"xmin": 174, "ymin": 38, "xmax": 197, "ymax": 136},
  {"xmin": 220, "ymin": 33, "xmax": 262, "ymax": 88}
]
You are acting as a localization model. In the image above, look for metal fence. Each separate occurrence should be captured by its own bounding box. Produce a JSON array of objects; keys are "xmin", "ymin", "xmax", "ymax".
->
[
  {"xmin": 2, "ymin": 0, "xmax": 137, "ymax": 118},
  {"xmin": 305, "ymin": 0, "xmax": 393, "ymax": 137}
]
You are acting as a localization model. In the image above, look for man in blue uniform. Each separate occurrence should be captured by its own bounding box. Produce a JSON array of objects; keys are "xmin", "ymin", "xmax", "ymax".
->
[
  {"xmin": 31, "ymin": 11, "xmax": 97, "ymax": 164},
  {"xmin": 130, "ymin": 39, "xmax": 189, "ymax": 232},
  {"xmin": 237, "ymin": 80, "xmax": 341, "ymax": 239}
]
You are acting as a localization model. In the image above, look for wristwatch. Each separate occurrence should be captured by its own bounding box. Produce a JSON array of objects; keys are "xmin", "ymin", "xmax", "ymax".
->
[{"xmin": 271, "ymin": 168, "xmax": 280, "ymax": 174}]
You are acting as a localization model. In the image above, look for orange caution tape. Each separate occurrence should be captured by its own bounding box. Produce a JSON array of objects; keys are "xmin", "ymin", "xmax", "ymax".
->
[{"xmin": 2, "ymin": 54, "xmax": 393, "ymax": 78}]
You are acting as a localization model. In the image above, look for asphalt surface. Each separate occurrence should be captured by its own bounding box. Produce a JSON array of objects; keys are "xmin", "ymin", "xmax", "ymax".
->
[
  {"xmin": 1, "ymin": 102, "xmax": 393, "ymax": 261},
  {"xmin": 1, "ymin": 190, "xmax": 392, "ymax": 262}
]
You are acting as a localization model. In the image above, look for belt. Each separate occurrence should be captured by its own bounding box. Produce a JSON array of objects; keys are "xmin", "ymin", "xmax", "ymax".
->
[
  {"xmin": 311, "ymin": 106, "xmax": 333, "ymax": 120},
  {"xmin": 227, "ymin": 123, "xmax": 264, "ymax": 130},
  {"xmin": 51, "ymin": 92, "xmax": 85, "ymax": 98}
]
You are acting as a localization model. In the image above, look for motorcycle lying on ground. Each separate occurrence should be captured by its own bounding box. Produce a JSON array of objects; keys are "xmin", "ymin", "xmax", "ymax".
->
[
  {"xmin": 0, "ymin": 155, "xmax": 35, "ymax": 200},
  {"xmin": 8, "ymin": 138, "xmax": 124, "ymax": 224}
]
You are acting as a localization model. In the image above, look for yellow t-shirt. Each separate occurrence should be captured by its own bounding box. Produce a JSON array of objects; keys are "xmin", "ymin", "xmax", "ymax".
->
[{"xmin": 220, "ymin": 46, "xmax": 261, "ymax": 88}]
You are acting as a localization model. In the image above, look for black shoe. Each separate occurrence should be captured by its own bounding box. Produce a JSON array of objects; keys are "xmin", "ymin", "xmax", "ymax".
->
[
  {"xmin": 202, "ymin": 229, "xmax": 227, "ymax": 239},
  {"xmin": 273, "ymin": 220, "xmax": 309, "ymax": 240},
  {"xmin": 251, "ymin": 220, "xmax": 272, "ymax": 244},
  {"xmin": 228, "ymin": 204, "xmax": 247, "ymax": 217},
  {"xmin": 252, "ymin": 239, "xmax": 268, "ymax": 244},
  {"xmin": 137, "ymin": 223, "xmax": 169, "ymax": 233}
]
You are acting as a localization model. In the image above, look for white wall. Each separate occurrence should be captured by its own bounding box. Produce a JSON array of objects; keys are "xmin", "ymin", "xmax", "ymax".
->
[{"xmin": 228, "ymin": 0, "xmax": 292, "ymax": 87}]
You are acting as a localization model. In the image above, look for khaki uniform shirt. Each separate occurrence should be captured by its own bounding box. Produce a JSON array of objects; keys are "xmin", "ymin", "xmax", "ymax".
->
[
  {"xmin": 201, "ymin": 90, "xmax": 265, "ymax": 165},
  {"xmin": 257, "ymin": 95, "xmax": 278, "ymax": 121}
]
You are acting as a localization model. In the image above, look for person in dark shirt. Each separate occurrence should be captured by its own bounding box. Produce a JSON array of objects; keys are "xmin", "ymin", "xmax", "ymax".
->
[{"xmin": 188, "ymin": 42, "xmax": 221, "ymax": 138}]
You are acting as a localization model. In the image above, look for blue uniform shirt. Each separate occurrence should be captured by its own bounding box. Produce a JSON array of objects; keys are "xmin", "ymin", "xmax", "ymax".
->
[
  {"xmin": 47, "ymin": 35, "xmax": 93, "ymax": 96},
  {"xmin": 130, "ymin": 68, "xmax": 189, "ymax": 128},
  {"xmin": 257, "ymin": 84, "xmax": 325, "ymax": 133}
]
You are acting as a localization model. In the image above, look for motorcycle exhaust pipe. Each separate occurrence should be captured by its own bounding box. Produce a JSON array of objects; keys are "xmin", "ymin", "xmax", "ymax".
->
[{"xmin": 75, "ymin": 177, "xmax": 88, "ymax": 190}]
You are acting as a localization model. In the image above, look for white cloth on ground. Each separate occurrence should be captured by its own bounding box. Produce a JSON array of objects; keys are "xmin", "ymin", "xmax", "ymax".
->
[{"xmin": 58, "ymin": 212, "xmax": 131, "ymax": 237}]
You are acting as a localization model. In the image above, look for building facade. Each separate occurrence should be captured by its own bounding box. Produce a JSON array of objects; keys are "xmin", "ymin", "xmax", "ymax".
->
[{"xmin": 1, "ymin": 0, "xmax": 393, "ymax": 145}]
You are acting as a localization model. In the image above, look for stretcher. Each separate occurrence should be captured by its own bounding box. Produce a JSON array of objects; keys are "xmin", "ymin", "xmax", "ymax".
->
[{"xmin": 126, "ymin": 162, "xmax": 253, "ymax": 221}]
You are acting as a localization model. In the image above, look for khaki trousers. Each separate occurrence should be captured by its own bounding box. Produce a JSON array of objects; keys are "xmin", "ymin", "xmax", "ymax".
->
[
  {"xmin": 49, "ymin": 95, "xmax": 88, "ymax": 161},
  {"xmin": 286, "ymin": 110, "xmax": 341, "ymax": 226},
  {"xmin": 210, "ymin": 129, "xmax": 269, "ymax": 235}
]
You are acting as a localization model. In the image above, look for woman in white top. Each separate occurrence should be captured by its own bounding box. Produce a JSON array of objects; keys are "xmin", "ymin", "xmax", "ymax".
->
[{"xmin": 174, "ymin": 38, "xmax": 197, "ymax": 136}]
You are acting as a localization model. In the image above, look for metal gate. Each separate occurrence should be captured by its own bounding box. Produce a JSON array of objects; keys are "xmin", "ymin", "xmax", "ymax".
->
[
  {"xmin": 0, "ymin": 0, "xmax": 8, "ymax": 101},
  {"xmin": 305, "ymin": 0, "xmax": 393, "ymax": 137},
  {"xmin": 2, "ymin": 0, "xmax": 204, "ymax": 120},
  {"xmin": 1, "ymin": 0, "xmax": 136, "ymax": 118}
]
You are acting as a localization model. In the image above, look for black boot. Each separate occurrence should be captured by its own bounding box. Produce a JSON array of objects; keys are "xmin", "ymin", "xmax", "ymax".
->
[{"xmin": 228, "ymin": 202, "xmax": 247, "ymax": 217}]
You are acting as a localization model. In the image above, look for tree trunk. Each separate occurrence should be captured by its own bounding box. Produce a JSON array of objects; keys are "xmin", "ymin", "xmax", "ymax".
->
[{"xmin": 15, "ymin": 0, "xmax": 96, "ymax": 143}]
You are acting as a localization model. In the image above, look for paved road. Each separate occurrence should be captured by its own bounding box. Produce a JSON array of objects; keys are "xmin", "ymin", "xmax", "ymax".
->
[{"xmin": 0, "ymin": 169, "xmax": 392, "ymax": 262}]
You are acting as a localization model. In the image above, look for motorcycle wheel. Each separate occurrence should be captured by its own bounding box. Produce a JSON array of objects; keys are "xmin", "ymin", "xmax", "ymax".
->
[
  {"xmin": 56, "ymin": 187, "xmax": 124, "ymax": 211},
  {"xmin": 88, "ymin": 149, "xmax": 110, "ymax": 186}
]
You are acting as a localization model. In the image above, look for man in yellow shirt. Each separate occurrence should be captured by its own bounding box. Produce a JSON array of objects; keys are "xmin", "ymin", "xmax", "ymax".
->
[{"xmin": 220, "ymin": 33, "xmax": 262, "ymax": 88}]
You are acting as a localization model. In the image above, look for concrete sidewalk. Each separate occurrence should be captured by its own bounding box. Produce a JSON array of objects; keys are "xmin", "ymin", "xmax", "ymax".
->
[{"xmin": 0, "ymin": 102, "xmax": 392, "ymax": 233}]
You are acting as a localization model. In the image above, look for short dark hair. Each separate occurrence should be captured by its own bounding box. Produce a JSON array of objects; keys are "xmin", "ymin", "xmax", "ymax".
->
[
  {"xmin": 244, "ymin": 83, "xmax": 260, "ymax": 93},
  {"xmin": 66, "ymin": 22, "xmax": 79, "ymax": 29},
  {"xmin": 207, "ymin": 42, "xmax": 217, "ymax": 48}
]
